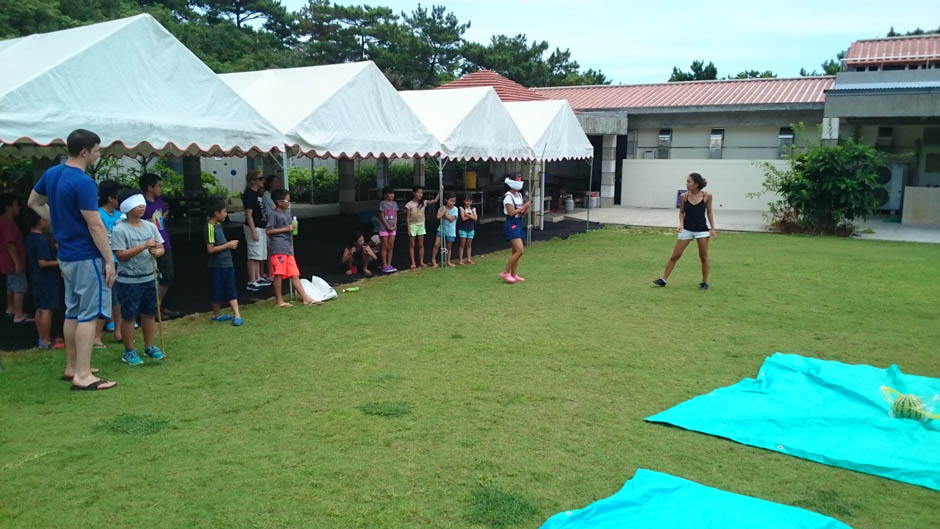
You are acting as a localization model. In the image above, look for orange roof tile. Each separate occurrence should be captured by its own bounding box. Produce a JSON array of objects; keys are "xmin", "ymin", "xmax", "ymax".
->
[
  {"xmin": 533, "ymin": 76, "xmax": 834, "ymax": 111},
  {"xmin": 844, "ymin": 34, "xmax": 940, "ymax": 65},
  {"xmin": 437, "ymin": 70, "xmax": 548, "ymax": 102}
]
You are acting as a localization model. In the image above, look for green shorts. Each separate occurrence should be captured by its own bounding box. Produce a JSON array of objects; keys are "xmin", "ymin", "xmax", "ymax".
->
[{"xmin": 408, "ymin": 223, "xmax": 426, "ymax": 236}]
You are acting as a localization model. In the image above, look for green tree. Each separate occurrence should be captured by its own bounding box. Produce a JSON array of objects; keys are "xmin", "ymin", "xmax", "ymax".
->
[
  {"xmin": 668, "ymin": 60, "xmax": 717, "ymax": 82},
  {"xmin": 728, "ymin": 70, "xmax": 776, "ymax": 79},
  {"xmin": 461, "ymin": 34, "xmax": 551, "ymax": 85},
  {"xmin": 397, "ymin": 4, "xmax": 469, "ymax": 89},
  {"xmin": 753, "ymin": 124, "xmax": 885, "ymax": 235},
  {"xmin": 887, "ymin": 26, "xmax": 940, "ymax": 36}
]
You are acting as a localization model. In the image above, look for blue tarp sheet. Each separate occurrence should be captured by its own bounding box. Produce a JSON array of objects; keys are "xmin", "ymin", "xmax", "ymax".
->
[
  {"xmin": 539, "ymin": 469, "xmax": 851, "ymax": 529},
  {"xmin": 646, "ymin": 353, "xmax": 940, "ymax": 490}
]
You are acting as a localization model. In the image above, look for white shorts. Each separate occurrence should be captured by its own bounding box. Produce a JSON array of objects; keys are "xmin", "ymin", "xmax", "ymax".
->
[
  {"xmin": 243, "ymin": 225, "xmax": 267, "ymax": 261},
  {"xmin": 678, "ymin": 228, "xmax": 710, "ymax": 240}
]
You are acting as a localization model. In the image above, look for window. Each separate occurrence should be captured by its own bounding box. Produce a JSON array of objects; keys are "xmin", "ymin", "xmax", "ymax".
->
[
  {"xmin": 778, "ymin": 127, "xmax": 794, "ymax": 159},
  {"xmin": 657, "ymin": 129, "xmax": 672, "ymax": 159},
  {"xmin": 708, "ymin": 129, "xmax": 724, "ymax": 159},
  {"xmin": 625, "ymin": 130, "xmax": 638, "ymax": 159}
]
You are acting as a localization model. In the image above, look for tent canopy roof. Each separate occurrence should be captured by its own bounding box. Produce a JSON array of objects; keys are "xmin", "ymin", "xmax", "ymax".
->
[
  {"xmin": 399, "ymin": 87, "xmax": 533, "ymax": 162},
  {"xmin": 0, "ymin": 14, "xmax": 285, "ymax": 158},
  {"xmin": 504, "ymin": 100, "xmax": 594, "ymax": 161},
  {"xmin": 221, "ymin": 61, "xmax": 440, "ymax": 159}
]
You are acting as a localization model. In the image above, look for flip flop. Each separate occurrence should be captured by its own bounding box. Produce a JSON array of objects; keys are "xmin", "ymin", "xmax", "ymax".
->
[
  {"xmin": 70, "ymin": 379, "xmax": 116, "ymax": 391},
  {"xmin": 13, "ymin": 317, "xmax": 35, "ymax": 325},
  {"xmin": 277, "ymin": 302, "xmax": 293, "ymax": 308},
  {"xmin": 93, "ymin": 343, "xmax": 107, "ymax": 349}
]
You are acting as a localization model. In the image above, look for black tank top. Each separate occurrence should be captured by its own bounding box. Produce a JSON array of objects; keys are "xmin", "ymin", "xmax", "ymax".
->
[{"xmin": 684, "ymin": 194, "xmax": 708, "ymax": 232}]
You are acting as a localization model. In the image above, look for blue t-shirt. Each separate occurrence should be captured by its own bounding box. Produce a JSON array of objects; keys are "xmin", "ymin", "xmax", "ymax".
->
[
  {"xmin": 25, "ymin": 232, "xmax": 58, "ymax": 285},
  {"xmin": 33, "ymin": 164, "xmax": 99, "ymax": 262},
  {"xmin": 440, "ymin": 206, "xmax": 458, "ymax": 237},
  {"xmin": 99, "ymin": 207, "xmax": 121, "ymax": 263}
]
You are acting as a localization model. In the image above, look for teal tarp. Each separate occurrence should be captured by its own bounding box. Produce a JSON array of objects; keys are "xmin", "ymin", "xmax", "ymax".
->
[
  {"xmin": 647, "ymin": 353, "xmax": 940, "ymax": 490},
  {"xmin": 539, "ymin": 469, "xmax": 851, "ymax": 529}
]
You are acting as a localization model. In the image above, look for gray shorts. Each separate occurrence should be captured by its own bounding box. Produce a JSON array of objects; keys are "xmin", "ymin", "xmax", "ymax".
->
[
  {"xmin": 6, "ymin": 272, "xmax": 27, "ymax": 294},
  {"xmin": 59, "ymin": 258, "xmax": 112, "ymax": 322}
]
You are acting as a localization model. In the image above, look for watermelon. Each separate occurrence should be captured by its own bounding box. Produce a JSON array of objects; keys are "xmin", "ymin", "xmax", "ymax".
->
[{"xmin": 892, "ymin": 393, "xmax": 928, "ymax": 422}]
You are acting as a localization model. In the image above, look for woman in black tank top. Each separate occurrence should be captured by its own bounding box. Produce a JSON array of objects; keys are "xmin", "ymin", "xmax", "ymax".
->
[{"xmin": 652, "ymin": 173, "xmax": 717, "ymax": 290}]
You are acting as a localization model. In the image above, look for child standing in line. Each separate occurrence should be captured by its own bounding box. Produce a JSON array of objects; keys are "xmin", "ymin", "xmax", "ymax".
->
[
  {"xmin": 111, "ymin": 190, "xmax": 165, "ymax": 365},
  {"xmin": 457, "ymin": 194, "xmax": 478, "ymax": 265},
  {"xmin": 0, "ymin": 194, "xmax": 29, "ymax": 324},
  {"xmin": 205, "ymin": 198, "xmax": 243, "ymax": 326},
  {"xmin": 340, "ymin": 231, "xmax": 377, "ymax": 276},
  {"xmin": 96, "ymin": 180, "xmax": 123, "ymax": 345},
  {"xmin": 378, "ymin": 187, "xmax": 399, "ymax": 273},
  {"xmin": 25, "ymin": 210, "xmax": 60, "ymax": 349},
  {"xmin": 430, "ymin": 192, "xmax": 458, "ymax": 268},
  {"xmin": 404, "ymin": 186, "xmax": 439, "ymax": 269},
  {"xmin": 266, "ymin": 189, "xmax": 318, "ymax": 307}
]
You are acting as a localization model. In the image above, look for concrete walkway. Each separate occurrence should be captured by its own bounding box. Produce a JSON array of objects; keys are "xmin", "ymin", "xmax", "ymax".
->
[{"xmin": 565, "ymin": 207, "xmax": 940, "ymax": 244}]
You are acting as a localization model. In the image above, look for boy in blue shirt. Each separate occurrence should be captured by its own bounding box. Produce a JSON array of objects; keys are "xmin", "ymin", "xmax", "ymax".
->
[
  {"xmin": 204, "ymin": 198, "xmax": 243, "ymax": 326},
  {"xmin": 24, "ymin": 210, "xmax": 60, "ymax": 348},
  {"xmin": 96, "ymin": 180, "xmax": 124, "ymax": 345}
]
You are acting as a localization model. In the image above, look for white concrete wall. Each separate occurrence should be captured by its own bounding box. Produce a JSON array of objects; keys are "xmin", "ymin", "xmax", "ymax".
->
[
  {"xmin": 634, "ymin": 127, "xmax": 787, "ymax": 160},
  {"xmin": 621, "ymin": 159, "xmax": 787, "ymax": 210}
]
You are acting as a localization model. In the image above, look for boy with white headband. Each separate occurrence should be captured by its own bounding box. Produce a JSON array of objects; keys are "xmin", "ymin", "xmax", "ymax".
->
[{"xmin": 111, "ymin": 189, "xmax": 165, "ymax": 365}]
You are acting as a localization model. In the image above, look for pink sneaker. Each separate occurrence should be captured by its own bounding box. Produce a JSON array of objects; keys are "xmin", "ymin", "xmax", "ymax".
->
[
  {"xmin": 499, "ymin": 272, "xmax": 516, "ymax": 284},
  {"xmin": 512, "ymin": 275, "xmax": 525, "ymax": 282}
]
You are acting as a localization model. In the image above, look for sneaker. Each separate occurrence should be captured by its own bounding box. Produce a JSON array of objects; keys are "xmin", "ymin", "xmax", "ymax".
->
[
  {"xmin": 160, "ymin": 307, "xmax": 181, "ymax": 320},
  {"xmin": 653, "ymin": 278, "xmax": 667, "ymax": 287},
  {"xmin": 211, "ymin": 314, "xmax": 234, "ymax": 322},
  {"xmin": 512, "ymin": 275, "xmax": 525, "ymax": 282},
  {"xmin": 122, "ymin": 350, "xmax": 144, "ymax": 365},
  {"xmin": 246, "ymin": 282, "xmax": 261, "ymax": 292},
  {"xmin": 388, "ymin": 266, "xmax": 397, "ymax": 273},
  {"xmin": 37, "ymin": 340, "xmax": 53, "ymax": 350},
  {"xmin": 698, "ymin": 282, "xmax": 709, "ymax": 290},
  {"xmin": 52, "ymin": 341, "xmax": 65, "ymax": 349},
  {"xmin": 255, "ymin": 277, "xmax": 272, "ymax": 287},
  {"xmin": 104, "ymin": 321, "xmax": 115, "ymax": 332},
  {"xmin": 144, "ymin": 345, "xmax": 164, "ymax": 360},
  {"xmin": 232, "ymin": 317, "xmax": 244, "ymax": 327},
  {"xmin": 381, "ymin": 266, "xmax": 393, "ymax": 273},
  {"xmin": 500, "ymin": 272, "xmax": 517, "ymax": 284}
]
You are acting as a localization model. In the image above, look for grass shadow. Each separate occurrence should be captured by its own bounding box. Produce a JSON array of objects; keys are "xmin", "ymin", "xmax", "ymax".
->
[
  {"xmin": 359, "ymin": 401, "xmax": 411, "ymax": 417},
  {"xmin": 464, "ymin": 484, "xmax": 538, "ymax": 528}
]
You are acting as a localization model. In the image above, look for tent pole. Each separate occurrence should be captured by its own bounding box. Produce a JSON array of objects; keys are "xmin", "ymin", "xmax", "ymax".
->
[
  {"xmin": 438, "ymin": 158, "xmax": 447, "ymax": 267},
  {"xmin": 526, "ymin": 161, "xmax": 533, "ymax": 247},
  {"xmin": 586, "ymin": 158, "xmax": 594, "ymax": 232},
  {"xmin": 540, "ymin": 159, "xmax": 546, "ymax": 231},
  {"xmin": 282, "ymin": 149, "xmax": 290, "ymax": 192}
]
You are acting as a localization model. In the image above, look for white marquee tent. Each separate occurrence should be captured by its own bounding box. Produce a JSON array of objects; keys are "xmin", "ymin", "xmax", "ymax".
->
[
  {"xmin": 220, "ymin": 61, "xmax": 441, "ymax": 159},
  {"xmin": 504, "ymin": 100, "xmax": 593, "ymax": 162},
  {"xmin": 399, "ymin": 87, "xmax": 534, "ymax": 162},
  {"xmin": 0, "ymin": 14, "xmax": 285, "ymax": 158}
]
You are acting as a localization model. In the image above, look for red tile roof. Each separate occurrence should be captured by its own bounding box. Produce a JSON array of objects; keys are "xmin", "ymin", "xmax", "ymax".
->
[
  {"xmin": 437, "ymin": 70, "xmax": 548, "ymax": 102},
  {"xmin": 844, "ymin": 34, "xmax": 940, "ymax": 65},
  {"xmin": 533, "ymin": 77, "xmax": 834, "ymax": 111}
]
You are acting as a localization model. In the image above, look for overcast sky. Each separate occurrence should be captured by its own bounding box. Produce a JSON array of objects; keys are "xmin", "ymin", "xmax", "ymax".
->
[{"xmin": 281, "ymin": 0, "xmax": 939, "ymax": 84}]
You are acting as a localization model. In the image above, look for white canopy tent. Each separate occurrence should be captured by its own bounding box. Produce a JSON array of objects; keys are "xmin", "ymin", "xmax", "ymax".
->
[
  {"xmin": 504, "ymin": 99, "xmax": 595, "ymax": 237},
  {"xmin": 399, "ymin": 87, "xmax": 534, "ymax": 162},
  {"xmin": 0, "ymin": 14, "xmax": 285, "ymax": 159},
  {"xmin": 221, "ymin": 61, "xmax": 440, "ymax": 160},
  {"xmin": 399, "ymin": 86, "xmax": 534, "ymax": 264}
]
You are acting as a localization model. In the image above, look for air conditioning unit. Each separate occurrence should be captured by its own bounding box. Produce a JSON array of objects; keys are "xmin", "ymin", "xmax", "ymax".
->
[{"xmin": 874, "ymin": 163, "xmax": 905, "ymax": 213}]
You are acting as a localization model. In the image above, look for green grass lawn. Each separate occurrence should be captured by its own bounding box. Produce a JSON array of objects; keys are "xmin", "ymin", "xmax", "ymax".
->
[{"xmin": 2, "ymin": 228, "xmax": 938, "ymax": 529}]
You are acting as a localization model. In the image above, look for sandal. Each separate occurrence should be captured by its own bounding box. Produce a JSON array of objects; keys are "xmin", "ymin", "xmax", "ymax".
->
[
  {"xmin": 61, "ymin": 368, "xmax": 100, "ymax": 381},
  {"xmin": 93, "ymin": 343, "xmax": 107, "ymax": 349},
  {"xmin": 277, "ymin": 302, "xmax": 293, "ymax": 308},
  {"xmin": 70, "ymin": 379, "xmax": 117, "ymax": 391}
]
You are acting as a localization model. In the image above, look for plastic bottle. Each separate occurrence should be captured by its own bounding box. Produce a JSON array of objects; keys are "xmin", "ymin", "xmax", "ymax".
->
[
  {"xmin": 342, "ymin": 287, "xmax": 360, "ymax": 293},
  {"xmin": 291, "ymin": 216, "xmax": 298, "ymax": 235}
]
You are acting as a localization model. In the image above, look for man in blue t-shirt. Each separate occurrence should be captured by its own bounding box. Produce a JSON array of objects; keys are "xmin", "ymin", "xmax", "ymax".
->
[{"xmin": 28, "ymin": 129, "xmax": 117, "ymax": 391}]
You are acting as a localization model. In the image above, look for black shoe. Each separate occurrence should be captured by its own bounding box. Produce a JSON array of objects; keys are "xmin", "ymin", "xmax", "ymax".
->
[
  {"xmin": 653, "ymin": 278, "xmax": 666, "ymax": 287},
  {"xmin": 246, "ymin": 283, "xmax": 261, "ymax": 292},
  {"xmin": 160, "ymin": 307, "xmax": 181, "ymax": 319},
  {"xmin": 698, "ymin": 282, "xmax": 709, "ymax": 290}
]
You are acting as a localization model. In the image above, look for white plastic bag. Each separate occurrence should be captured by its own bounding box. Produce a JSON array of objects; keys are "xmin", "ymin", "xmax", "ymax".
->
[{"xmin": 300, "ymin": 275, "xmax": 338, "ymax": 303}]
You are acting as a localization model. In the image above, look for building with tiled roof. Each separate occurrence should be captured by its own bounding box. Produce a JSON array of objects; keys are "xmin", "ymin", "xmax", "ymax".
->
[
  {"xmin": 437, "ymin": 70, "xmax": 548, "ymax": 102},
  {"xmin": 534, "ymin": 76, "xmax": 833, "ymax": 112},
  {"xmin": 843, "ymin": 34, "xmax": 940, "ymax": 70}
]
